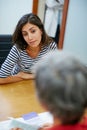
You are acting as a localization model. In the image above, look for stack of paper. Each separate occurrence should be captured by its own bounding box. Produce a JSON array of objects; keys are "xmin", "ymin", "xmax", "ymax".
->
[{"xmin": 0, "ymin": 112, "xmax": 53, "ymax": 130}]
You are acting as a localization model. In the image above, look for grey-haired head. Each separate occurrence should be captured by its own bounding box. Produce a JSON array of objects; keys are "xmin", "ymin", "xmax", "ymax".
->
[{"xmin": 35, "ymin": 50, "xmax": 87, "ymax": 124}]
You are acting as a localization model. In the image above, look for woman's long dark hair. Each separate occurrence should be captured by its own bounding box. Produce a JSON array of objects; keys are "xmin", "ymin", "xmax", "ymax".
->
[{"xmin": 12, "ymin": 13, "xmax": 53, "ymax": 50}]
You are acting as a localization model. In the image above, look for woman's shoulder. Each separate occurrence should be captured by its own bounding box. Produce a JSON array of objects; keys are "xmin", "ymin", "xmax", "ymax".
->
[
  {"xmin": 48, "ymin": 41, "xmax": 58, "ymax": 50},
  {"xmin": 11, "ymin": 45, "xmax": 23, "ymax": 52},
  {"xmin": 9, "ymin": 45, "xmax": 23, "ymax": 56},
  {"xmin": 12, "ymin": 44, "xmax": 19, "ymax": 49}
]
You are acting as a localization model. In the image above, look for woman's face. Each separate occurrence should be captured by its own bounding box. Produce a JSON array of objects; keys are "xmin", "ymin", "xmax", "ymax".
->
[{"xmin": 22, "ymin": 22, "xmax": 42, "ymax": 48}]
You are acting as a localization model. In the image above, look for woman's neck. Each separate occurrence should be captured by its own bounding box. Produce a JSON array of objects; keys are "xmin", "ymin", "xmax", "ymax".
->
[
  {"xmin": 28, "ymin": 45, "xmax": 41, "ymax": 51},
  {"xmin": 26, "ymin": 45, "xmax": 41, "ymax": 58}
]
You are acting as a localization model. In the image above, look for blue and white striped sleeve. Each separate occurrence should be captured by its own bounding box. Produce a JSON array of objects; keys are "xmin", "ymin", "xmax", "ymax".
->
[
  {"xmin": 49, "ymin": 41, "xmax": 58, "ymax": 50},
  {"xmin": 0, "ymin": 45, "xmax": 20, "ymax": 77}
]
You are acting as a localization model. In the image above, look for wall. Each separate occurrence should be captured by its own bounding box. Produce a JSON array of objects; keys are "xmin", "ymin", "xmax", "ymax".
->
[
  {"xmin": 63, "ymin": 0, "xmax": 87, "ymax": 65},
  {"xmin": 0, "ymin": 0, "xmax": 33, "ymax": 34}
]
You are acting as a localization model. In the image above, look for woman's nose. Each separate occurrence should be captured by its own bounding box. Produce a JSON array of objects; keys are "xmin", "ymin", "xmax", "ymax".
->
[{"xmin": 28, "ymin": 33, "xmax": 32, "ymax": 40}]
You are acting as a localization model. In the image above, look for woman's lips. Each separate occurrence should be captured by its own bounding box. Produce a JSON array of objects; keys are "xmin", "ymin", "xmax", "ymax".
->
[{"xmin": 28, "ymin": 40, "xmax": 37, "ymax": 46}]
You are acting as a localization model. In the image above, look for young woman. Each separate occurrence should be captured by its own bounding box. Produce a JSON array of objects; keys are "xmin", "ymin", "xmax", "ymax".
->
[{"xmin": 0, "ymin": 13, "xmax": 58, "ymax": 84}]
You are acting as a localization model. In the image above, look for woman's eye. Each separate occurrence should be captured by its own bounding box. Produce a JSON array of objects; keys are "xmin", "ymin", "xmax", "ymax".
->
[
  {"xmin": 22, "ymin": 33, "xmax": 27, "ymax": 36},
  {"xmin": 31, "ymin": 30, "xmax": 36, "ymax": 33}
]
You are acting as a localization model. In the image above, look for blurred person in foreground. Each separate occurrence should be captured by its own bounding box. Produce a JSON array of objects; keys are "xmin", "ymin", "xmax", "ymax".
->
[{"xmin": 11, "ymin": 50, "xmax": 87, "ymax": 130}]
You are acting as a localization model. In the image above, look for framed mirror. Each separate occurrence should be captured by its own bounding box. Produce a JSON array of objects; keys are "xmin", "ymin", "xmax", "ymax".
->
[{"xmin": 32, "ymin": 0, "xmax": 69, "ymax": 49}]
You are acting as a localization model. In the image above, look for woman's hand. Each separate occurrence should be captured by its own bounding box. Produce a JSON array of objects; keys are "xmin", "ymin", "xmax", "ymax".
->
[
  {"xmin": 16, "ymin": 72, "xmax": 35, "ymax": 79},
  {"xmin": 0, "ymin": 71, "xmax": 35, "ymax": 84}
]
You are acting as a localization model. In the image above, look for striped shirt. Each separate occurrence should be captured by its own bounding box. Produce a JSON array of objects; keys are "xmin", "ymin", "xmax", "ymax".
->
[{"xmin": 0, "ymin": 42, "xmax": 57, "ymax": 77}]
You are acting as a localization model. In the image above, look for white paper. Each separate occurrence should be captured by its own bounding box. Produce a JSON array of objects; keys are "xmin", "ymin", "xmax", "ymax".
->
[{"xmin": 0, "ymin": 112, "xmax": 53, "ymax": 130}]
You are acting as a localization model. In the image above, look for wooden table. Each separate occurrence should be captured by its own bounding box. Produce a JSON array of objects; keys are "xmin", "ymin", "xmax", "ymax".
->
[{"xmin": 0, "ymin": 80, "xmax": 44, "ymax": 121}]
